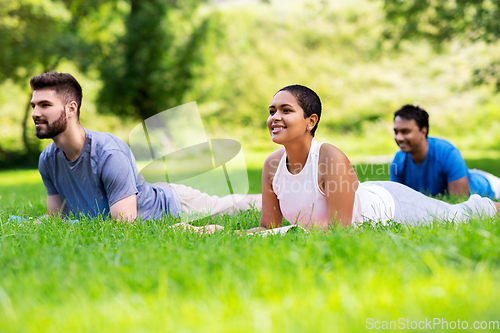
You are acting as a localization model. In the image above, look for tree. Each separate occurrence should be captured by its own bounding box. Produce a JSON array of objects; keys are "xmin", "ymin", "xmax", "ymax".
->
[
  {"xmin": 97, "ymin": 0, "xmax": 209, "ymax": 120},
  {"xmin": 382, "ymin": 0, "xmax": 500, "ymax": 90},
  {"xmin": 0, "ymin": 0, "xmax": 114, "ymax": 166},
  {"xmin": 0, "ymin": 0, "xmax": 70, "ymax": 160},
  {"xmin": 0, "ymin": 0, "xmax": 208, "ymax": 167}
]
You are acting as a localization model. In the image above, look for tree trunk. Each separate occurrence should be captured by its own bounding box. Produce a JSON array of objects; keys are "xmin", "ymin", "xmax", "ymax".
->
[
  {"xmin": 21, "ymin": 59, "xmax": 63, "ymax": 155},
  {"xmin": 21, "ymin": 95, "xmax": 33, "ymax": 154}
]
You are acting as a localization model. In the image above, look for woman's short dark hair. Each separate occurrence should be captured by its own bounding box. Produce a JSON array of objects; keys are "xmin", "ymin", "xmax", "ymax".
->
[
  {"xmin": 277, "ymin": 84, "xmax": 322, "ymax": 137},
  {"xmin": 30, "ymin": 72, "xmax": 83, "ymax": 119}
]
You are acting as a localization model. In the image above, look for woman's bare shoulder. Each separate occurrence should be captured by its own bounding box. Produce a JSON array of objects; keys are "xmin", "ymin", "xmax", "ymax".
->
[
  {"xmin": 318, "ymin": 142, "xmax": 350, "ymax": 162},
  {"xmin": 318, "ymin": 142, "xmax": 358, "ymax": 183},
  {"xmin": 263, "ymin": 148, "xmax": 285, "ymax": 174},
  {"xmin": 264, "ymin": 148, "xmax": 285, "ymax": 164}
]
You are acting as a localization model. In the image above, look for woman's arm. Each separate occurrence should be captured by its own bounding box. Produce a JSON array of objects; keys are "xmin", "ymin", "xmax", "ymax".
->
[
  {"xmin": 172, "ymin": 150, "xmax": 285, "ymax": 234},
  {"xmin": 258, "ymin": 150, "xmax": 285, "ymax": 230},
  {"xmin": 319, "ymin": 144, "xmax": 359, "ymax": 228}
]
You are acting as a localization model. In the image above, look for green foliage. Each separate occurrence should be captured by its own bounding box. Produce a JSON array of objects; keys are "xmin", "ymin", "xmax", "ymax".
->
[
  {"xmin": 0, "ymin": 0, "xmax": 67, "ymax": 82},
  {"xmin": 184, "ymin": 1, "xmax": 500, "ymax": 158},
  {"xmin": 0, "ymin": 0, "xmax": 117, "ymax": 83},
  {"xmin": 382, "ymin": 0, "xmax": 500, "ymax": 91},
  {"xmin": 97, "ymin": 0, "xmax": 209, "ymax": 120},
  {"xmin": 4, "ymin": 0, "xmax": 500, "ymax": 167},
  {"xmin": 0, "ymin": 0, "xmax": 116, "ymax": 163},
  {"xmin": 185, "ymin": 1, "xmax": 393, "ymax": 148},
  {"xmin": 0, "ymin": 0, "xmax": 70, "ymax": 158},
  {"xmin": 382, "ymin": 0, "xmax": 500, "ymax": 44}
]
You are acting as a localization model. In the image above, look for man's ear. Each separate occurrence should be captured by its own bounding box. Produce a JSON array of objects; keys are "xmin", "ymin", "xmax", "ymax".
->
[
  {"xmin": 66, "ymin": 101, "xmax": 78, "ymax": 119},
  {"xmin": 422, "ymin": 126, "xmax": 428, "ymax": 137}
]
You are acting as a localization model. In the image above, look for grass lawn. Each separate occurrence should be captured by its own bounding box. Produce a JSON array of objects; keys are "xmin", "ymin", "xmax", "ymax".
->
[{"xmin": 1, "ymin": 165, "xmax": 500, "ymax": 332}]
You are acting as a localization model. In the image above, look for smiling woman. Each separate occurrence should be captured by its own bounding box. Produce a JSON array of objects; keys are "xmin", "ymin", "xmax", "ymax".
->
[
  {"xmin": 256, "ymin": 85, "xmax": 500, "ymax": 231},
  {"xmin": 179, "ymin": 85, "xmax": 500, "ymax": 234}
]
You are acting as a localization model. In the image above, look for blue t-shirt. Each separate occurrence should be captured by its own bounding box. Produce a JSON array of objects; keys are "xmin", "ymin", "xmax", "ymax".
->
[
  {"xmin": 39, "ymin": 128, "xmax": 180, "ymax": 219},
  {"xmin": 390, "ymin": 137, "xmax": 494, "ymax": 198}
]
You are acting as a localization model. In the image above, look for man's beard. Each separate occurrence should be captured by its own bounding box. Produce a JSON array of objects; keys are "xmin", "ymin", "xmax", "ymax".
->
[{"xmin": 35, "ymin": 109, "xmax": 68, "ymax": 139}]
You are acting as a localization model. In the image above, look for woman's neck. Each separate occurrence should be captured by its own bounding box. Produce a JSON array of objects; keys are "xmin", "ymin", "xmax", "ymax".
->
[{"xmin": 284, "ymin": 138, "xmax": 313, "ymax": 175}]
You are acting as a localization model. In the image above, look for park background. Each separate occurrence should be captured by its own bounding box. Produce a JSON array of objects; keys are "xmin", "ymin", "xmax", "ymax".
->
[
  {"xmin": 2, "ymin": 0, "xmax": 500, "ymax": 332},
  {"xmin": 2, "ymin": 0, "xmax": 500, "ymax": 170}
]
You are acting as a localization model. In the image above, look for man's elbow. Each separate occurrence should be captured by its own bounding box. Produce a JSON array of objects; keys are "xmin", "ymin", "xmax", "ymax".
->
[
  {"xmin": 448, "ymin": 180, "xmax": 470, "ymax": 197},
  {"xmin": 110, "ymin": 195, "xmax": 138, "ymax": 222},
  {"xmin": 450, "ymin": 189, "xmax": 469, "ymax": 197},
  {"xmin": 111, "ymin": 211, "xmax": 137, "ymax": 222}
]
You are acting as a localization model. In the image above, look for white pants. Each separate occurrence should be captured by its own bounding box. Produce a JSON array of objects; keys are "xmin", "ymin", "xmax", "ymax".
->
[
  {"xmin": 369, "ymin": 181, "xmax": 497, "ymax": 225},
  {"xmin": 165, "ymin": 183, "xmax": 262, "ymax": 218},
  {"xmin": 469, "ymin": 169, "xmax": 500, "ymax": 200}
]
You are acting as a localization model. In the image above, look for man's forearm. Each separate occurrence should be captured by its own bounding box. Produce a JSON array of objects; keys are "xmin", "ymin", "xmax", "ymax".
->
[
  {"xmin": 448, "ymin": 176, "xmax": 469, "ymax": 197},
  {"xmin": 47, "ymin": 194, "xmax": 64, "ymax": 216}
]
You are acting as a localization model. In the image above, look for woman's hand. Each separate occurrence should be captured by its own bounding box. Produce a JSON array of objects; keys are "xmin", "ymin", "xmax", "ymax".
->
[{"xmin": 169, "ymin": 222, "xmax": 224, "ymax": 234}]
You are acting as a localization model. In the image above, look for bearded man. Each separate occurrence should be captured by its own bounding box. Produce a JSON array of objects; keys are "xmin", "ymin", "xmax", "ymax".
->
[{"xmin": 32, "ymin": 72, "xmax": 261, "ymax": 221}]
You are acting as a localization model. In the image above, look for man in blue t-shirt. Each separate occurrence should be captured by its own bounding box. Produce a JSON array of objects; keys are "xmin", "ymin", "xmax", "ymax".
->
[
  {"xmin": 390, "ymin": 105, "xmax": 500, "ymax": 199},
  {"xmin": 30, "ymin": 71, "xmax": 261, "ymax": 222}
]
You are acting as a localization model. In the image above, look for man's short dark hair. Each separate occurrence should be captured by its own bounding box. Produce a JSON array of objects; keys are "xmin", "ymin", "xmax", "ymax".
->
[
  {"xmin": 30, "ymin": 72, "xmax": 83, "ymax": 119},
  {"xmin": 394, "ymin": 104, "xmax": 429, "ymax": 137},
  {"xmin": 277, "ymin": 84, "xmax": 322, "ymax": 137}
]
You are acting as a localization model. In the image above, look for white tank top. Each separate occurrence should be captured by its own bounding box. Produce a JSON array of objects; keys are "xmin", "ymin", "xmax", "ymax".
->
[
  {"xmin": 272, "ymin": 140, "xmax": 395, "ymax": 228},
  {"xmin": 273, "ymin": 140, "xmax": 329, "ymax": 228}
]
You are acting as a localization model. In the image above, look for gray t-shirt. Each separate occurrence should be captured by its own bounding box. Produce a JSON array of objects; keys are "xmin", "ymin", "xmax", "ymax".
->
[{"xmin": 38, "ymin": 128, "xmax": 180, "ymax": 219}]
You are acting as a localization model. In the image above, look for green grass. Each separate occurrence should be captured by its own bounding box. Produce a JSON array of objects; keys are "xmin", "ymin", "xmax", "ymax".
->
[{"xmin": 1, "ymin": 168, "xmax": 500, "ymax": 332}]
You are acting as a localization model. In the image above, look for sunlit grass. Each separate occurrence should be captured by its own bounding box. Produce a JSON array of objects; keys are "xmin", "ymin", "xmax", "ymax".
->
[
  {"xmin": 0, "ymin": 169, "xmax": 43, "ymax": 186},
  {"xmin": 1, "ymin": 168, "xmax": 500, "ymax": 332}
]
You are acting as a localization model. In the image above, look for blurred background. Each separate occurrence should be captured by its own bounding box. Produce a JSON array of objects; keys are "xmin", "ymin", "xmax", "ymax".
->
[{"xmin": 2, "ymin": 0, "xmax": 500, "ymax": 169}]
